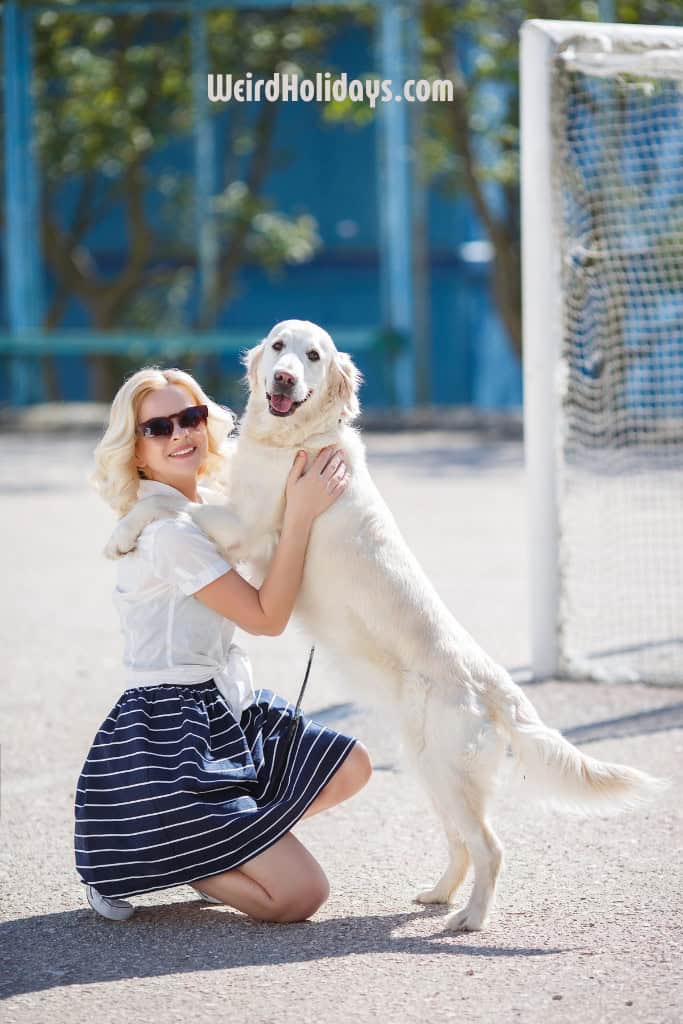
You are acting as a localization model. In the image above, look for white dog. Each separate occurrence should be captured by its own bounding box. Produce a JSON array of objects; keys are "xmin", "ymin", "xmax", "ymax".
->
[{"xmin": 106, "ymin": 319, "xmax": 667, "ymax": 931}]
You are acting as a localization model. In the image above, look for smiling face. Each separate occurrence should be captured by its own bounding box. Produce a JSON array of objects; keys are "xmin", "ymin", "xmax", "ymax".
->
[
  {"xmin": 134, "ymin": 384, "xmax": 209, "ymax": 491},
  {"xmin": 242, "ymin": 319, "xmax": 363, "ymax": 443}
]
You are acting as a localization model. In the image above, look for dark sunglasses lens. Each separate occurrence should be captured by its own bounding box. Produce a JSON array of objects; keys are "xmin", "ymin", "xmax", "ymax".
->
[
  {"xmin": 145, "ymin": 417, "xmax": 174, "ymax": 437},
  {"xmin": 179, "ymin": 406, "xmax": 208, "ymax": 429},
  {"xmin": 138, "ymin": 405, "xmax": 207, "ymax": 436}
]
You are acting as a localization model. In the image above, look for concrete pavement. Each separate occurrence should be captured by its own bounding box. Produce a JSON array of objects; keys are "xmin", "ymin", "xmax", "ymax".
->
[{"xmin": 1, "ymin": 427, "xmax": 681, "ymax": 1024}]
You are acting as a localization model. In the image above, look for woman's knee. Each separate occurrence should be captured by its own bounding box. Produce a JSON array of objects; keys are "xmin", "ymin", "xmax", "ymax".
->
[
  {"xmin": 342, "ymin": 741, "xmax": 373, "ymax": 795},
  {"xmin": 270, "ymin": 870, "xmax": 330, "ymax": 923},
  {"xmin": 239, "ymin": 833, "xmax": 331, "ymax": 923}
]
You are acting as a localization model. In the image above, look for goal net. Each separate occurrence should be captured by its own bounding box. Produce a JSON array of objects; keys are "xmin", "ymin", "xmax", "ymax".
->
[{"xmin": 520, "ymin": 20, "xmax": 683, "ymax": 685}]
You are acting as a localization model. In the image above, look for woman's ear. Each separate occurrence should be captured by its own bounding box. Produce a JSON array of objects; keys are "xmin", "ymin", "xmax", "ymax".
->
[
  {"xmin": 331, "ymin": 351, "xmax": 363, "ymax": 422},
  {"xmin": 240, "ymin": 342, "xmax": 265, "ymax": 393}
]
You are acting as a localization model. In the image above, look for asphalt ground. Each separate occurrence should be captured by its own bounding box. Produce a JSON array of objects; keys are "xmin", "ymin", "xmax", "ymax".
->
[{"xmin": 1, "ymin": 427, "xmax": 681, "ymax": 1024}]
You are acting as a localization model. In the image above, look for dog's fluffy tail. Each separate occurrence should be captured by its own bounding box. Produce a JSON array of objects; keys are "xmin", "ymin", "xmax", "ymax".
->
[{"xmin": 486, "ymin": 672, "xmax": 669, "ymax": 815}]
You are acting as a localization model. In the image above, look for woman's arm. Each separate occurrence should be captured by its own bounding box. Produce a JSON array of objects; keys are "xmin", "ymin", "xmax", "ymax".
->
[
  {"xmin": 193, "ymin": 511, "xmax": 312, "ymax": 636},
  {"xmin": 194, "ymin": 445, "xmax": 348, "ymax": 636}
]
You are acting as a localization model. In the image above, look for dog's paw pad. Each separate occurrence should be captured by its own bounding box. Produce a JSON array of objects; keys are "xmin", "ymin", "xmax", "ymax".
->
[{"xmin": 443, "ymin": 907, "xmax": 485, "ymax": 932}]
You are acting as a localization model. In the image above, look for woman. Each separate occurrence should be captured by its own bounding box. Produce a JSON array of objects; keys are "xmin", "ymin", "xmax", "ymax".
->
[{"xmin": 75, "ymin": 366, "xmax": 372, "ymax": 923}]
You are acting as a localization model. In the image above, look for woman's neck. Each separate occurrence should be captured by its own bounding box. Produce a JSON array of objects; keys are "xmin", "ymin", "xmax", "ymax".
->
[{"xmin": 148, "ymin": 476, "xmax": 199, "ymax": 503}]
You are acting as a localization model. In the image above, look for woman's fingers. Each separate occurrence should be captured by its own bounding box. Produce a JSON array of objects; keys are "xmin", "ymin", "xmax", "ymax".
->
[
  {"xmin": 314, "ymin": 445, "xmax": 342, "ymax": 473},
  {"xmin": 329, "ymin": 477, "xmax": 348, "ymax": 497},
  {"xmin": 319, "ymin": 448, "xmax": 346, "ymax": 479},
  {"xmin": 326, "ymin": 465, "xmax": 349, "ymax": 494},
  {"xmin": 289, "ymin": 450, "xmax": 308, "ymax": 475}
]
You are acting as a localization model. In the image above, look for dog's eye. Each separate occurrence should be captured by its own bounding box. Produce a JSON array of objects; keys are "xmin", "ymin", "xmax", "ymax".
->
[
  {"xmin": 272, "ymin": 341, "xmax": 284, "ymax": 351},
  {"xmin": 307, "ymin": 351, "xmax": 320, "ymax": 361}
]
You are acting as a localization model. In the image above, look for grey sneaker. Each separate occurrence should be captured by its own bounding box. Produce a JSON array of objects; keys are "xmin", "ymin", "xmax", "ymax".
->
[
  {"xmin": 86, "ymin": 884, "xmax": 136, "ymax": 921},
  {"xmin": 197, "ymin": 888, "xmax": 223, "ymax": 905}
]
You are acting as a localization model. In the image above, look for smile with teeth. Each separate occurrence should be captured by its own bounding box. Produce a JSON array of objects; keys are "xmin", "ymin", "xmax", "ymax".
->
[{"xmin": 169, "ymin": 446, "xmax": 196, "ymax": 458}]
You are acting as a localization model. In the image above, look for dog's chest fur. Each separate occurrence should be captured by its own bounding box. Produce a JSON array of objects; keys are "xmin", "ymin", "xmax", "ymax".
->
[
  {"xmin": 231, "ymin": 430, "xmax": 353, "ymax": 535},
  {"xmin": 231, "ymin": 445, "xmax": 289, "ymax": 532}
]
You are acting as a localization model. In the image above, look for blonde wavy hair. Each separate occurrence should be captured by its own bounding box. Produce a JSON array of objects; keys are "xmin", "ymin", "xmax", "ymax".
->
[{"xmin": 90, "ymin": 366, "xmax": 236, "ymax": 517}]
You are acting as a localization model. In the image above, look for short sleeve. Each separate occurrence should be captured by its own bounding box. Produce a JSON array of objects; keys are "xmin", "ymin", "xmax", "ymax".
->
[{"xmin": 140, "ymin": 514, "xmax": 232, "ymax": 595}]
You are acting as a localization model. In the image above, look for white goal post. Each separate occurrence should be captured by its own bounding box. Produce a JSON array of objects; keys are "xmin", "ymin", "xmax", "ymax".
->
[{"xmin": 520, "ymin": 19, "xmax": 683, "ymax": 685}]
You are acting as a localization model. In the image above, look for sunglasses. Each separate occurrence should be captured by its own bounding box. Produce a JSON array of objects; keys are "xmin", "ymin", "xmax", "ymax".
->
[{"xmin": 136, "ymin": 404, "xmax": 209, "ymax": 438}]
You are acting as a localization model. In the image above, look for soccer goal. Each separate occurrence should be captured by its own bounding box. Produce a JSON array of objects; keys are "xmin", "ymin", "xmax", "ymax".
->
[{"xmin": 520, "ymin": 19, "xmax": 683, "ymax": 686}]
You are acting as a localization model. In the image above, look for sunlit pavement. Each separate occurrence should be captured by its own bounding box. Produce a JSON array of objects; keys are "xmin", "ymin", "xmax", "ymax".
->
[{"xmin": 2, "ymin": 428, "xmax": 681, "ymax": 1024}]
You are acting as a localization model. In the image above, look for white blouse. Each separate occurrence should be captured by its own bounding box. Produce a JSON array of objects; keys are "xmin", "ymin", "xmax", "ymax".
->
[{"xmin": 112, "ymin": 478, "xmax": 255, "ymax": 718}]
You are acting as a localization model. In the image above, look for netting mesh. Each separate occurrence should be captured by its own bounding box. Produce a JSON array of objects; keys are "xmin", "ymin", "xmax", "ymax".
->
[{"xmin": 550, "ymin": 34, "xmax": 683, "ymax": 684}]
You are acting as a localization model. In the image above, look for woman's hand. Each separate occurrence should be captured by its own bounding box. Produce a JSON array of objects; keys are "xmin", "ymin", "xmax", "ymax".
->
[{"xmin": 284, "ymin": 445, "xmax": 349, "ymax": 524}]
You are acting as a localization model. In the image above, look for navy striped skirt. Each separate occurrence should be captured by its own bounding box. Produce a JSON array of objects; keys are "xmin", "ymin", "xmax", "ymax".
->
[{"xmin": 74, "ymin": 682, "xmax": 357, "ymax": 900}]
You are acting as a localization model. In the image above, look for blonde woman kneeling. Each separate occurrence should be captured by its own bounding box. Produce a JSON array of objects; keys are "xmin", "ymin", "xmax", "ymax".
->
[{"xmin": 74, "ymin": 366, "xmax": 371, "ymax": 923}]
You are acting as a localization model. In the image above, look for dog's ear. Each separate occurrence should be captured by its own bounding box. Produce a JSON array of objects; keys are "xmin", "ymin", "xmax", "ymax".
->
[
  {"xmin": 240, "ymin": 342, "xmax": 265, "ymax": 392},
  {"xmin": 331, "ymin": 351, "xmax": 363, "ymax": 423}
]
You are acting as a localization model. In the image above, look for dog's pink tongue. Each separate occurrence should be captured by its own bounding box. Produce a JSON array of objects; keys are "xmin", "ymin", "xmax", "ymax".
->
[{"xmin": 271, "ymin": 393, "xmax": 294, "ymax": 413}]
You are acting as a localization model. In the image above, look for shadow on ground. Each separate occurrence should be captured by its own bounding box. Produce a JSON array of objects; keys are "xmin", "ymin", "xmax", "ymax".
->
[
  {"xmin": 311, "ymin": 697, "xmax": 683, "ymax": 749},
  {"xmin": 0, "ymin": 903, "xmax": 573, "ymax": 1000},
  {"xmin": 563, "ymin": 702, "xmax": 683, "ymax": 745}
]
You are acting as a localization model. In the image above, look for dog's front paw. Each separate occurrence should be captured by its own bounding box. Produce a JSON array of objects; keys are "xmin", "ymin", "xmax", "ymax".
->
[
  {"xmin": 104, "ymin": 522, "xmax": 142, "ymax": 559},
  {"xmin": 414, "ymin": 885, "xmax": 456, "ymax": 906},
  {"xmin": 103, "ymin": 496, "xmax": 179, "ymax": 559},
  {"xmin": 188, "ymin": 504, "xmax": 241, "ymax": 551},
  {"xmin": 443, "ymin": 906, "xmax": 487, "ymax": 932}
]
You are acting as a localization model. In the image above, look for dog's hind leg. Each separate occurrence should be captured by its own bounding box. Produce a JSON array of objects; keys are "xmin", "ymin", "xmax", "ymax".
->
[
  {"xmin": 440, "ymin": 782, "xmax": 504, "ymax": 932},
  {"xmin": 400, "ymin": 675, "xmax": 505, "ymax": 930},
  {"xmin": 414, "ymin": 819, "xmax": 470, "ymax": 906},
  {"xmin": 399, "ymin": 676, "xmax": 473, "ymax": 906}
]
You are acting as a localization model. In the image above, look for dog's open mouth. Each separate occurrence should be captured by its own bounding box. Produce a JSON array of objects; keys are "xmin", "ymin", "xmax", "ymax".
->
[{"xmin": 266, "ymin": 389, "xmax": 312, "ymax": 417}]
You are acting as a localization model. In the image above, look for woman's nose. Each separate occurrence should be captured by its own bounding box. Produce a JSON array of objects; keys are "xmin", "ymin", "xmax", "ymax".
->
[{"xmin": 170, "ymin": 419, "xmax": 189, "ymax": 440}]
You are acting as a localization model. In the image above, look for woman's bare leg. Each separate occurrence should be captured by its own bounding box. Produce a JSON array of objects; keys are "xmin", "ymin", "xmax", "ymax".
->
[
  {"xmin": 300, "ymin": 740, "xmax": 372, "ymax": 820},
  {"xmin": 188, "ymin": 742, "xmax": 371, "ymax": 919},
  {"xmin": 189, "ymin": 831, "xmax": 329, "ymax": 922}
]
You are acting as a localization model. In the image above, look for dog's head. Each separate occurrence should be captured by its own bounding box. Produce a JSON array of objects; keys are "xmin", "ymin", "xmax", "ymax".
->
[{"xmin": 240, "ymin": 319, "xmax": 363, "ymax": 441}]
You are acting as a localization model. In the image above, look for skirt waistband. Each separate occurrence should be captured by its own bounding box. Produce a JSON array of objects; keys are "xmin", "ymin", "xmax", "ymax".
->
[{"xmin": 123, "ymin": 678, "xmax": 216, "ymax": 691}]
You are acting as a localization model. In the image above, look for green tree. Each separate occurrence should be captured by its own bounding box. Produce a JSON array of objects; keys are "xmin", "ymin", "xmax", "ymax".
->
[{"xmin": 32, "ymin": 1, "xmax": 363, "ymax": 397}]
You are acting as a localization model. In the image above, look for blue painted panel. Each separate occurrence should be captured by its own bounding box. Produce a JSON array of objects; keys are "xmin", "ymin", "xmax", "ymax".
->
[{"xmin": 0, "ymin": 15, "xmax": 524, "ymax": 410}]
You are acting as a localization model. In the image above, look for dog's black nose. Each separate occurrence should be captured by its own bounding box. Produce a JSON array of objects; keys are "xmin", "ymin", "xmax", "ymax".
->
[{"xmin": 274, "ymin": 370, "xmax": 297, "ymax": 389}]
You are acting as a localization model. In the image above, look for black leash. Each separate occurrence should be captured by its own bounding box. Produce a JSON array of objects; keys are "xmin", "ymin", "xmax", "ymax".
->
[
  {"xmin": 275, "ymin": 644, "xmax": 315, "ymax": 786},
  {"xmin": 290, "ymin": 643, "xmax": 315, "ymax": 729}
]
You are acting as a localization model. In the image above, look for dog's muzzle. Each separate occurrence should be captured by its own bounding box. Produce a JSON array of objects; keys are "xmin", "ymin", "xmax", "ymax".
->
[{"xmin": 266, "ymin": 388, "xmax": 312, "ymax": 417}]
